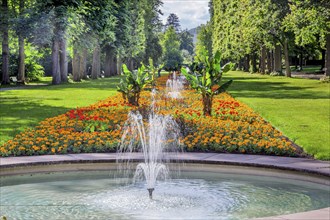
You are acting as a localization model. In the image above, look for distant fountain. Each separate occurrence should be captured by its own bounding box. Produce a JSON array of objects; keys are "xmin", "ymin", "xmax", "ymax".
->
[
  {"xmin": 166, "ymin": 71, "xmax": 184, "ymax": 99},
  {"xmin": 117, "ymin": 89, "xmax": 180, "ymax": 199}
]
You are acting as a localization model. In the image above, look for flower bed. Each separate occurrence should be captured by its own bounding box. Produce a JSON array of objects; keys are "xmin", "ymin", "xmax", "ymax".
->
[{"xmin": 0, "ymin": 75, "xmax": 299, "ymax": 157}]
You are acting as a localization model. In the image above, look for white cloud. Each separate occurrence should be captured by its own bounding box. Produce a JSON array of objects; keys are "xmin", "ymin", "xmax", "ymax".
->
[{"xmin": 160, "ymin": 0, "xmax": 210, "ymax": 30}]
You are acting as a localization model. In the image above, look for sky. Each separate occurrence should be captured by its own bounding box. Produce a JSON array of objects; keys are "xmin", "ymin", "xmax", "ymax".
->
[{"xmin": 160, "ymin": 0, "xmax": 210, "ymax": 30}]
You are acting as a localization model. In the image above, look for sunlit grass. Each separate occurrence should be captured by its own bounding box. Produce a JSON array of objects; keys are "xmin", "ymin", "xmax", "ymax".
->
[
  {"xmin": 0, "ymin": 77, "xmax": 122, "ymax": 145},
  {"xmin": 224, "ymin": 71, "xmax": 330, "ymax": 160}
]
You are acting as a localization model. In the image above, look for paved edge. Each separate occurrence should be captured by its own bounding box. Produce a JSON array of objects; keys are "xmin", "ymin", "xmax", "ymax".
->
[
  {"xmin": 1, "ymin": 153, "xmax": 329, "ymax": 220},
  {"xmin": 1, "ymin": 152, "xmax": 329, "ymax": 177}
]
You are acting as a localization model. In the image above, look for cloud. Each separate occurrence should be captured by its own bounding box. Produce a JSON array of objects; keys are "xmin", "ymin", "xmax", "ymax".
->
[{"xmin": 160, "ymin": 0, "xmax": 210, "ymax": 30}]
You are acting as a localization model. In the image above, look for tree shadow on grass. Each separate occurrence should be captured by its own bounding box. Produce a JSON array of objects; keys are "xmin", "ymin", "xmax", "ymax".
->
[
  {"xmin": 0, "ymin": 96, "xmax": 71, "ymax": 144},
  {"xmin": 224, "ymin": 78, "xmax": 329, "ymax": 100}
]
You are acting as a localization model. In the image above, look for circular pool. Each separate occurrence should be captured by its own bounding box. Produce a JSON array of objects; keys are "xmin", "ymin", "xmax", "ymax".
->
[{"xmin": 1, "ymin": 164, "xmax": 329, "ymax": 220}]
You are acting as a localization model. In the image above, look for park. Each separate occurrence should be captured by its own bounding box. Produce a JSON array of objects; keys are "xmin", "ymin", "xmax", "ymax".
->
[{"xmin": 0, "ymin": 0, "xmax": 329, "ymax": 219}]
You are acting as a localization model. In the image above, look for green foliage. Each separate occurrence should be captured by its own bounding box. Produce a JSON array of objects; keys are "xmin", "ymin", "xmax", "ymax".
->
[
  {"xmin": 84, "ymin": 120, "xmax": 108, "ymax": 133},
  {"xmin": 181, "ymin": 48, "xmax": 233, "ymax": 116},
  {"xmin": 283, "ymin": 0, "xmax": 330, "ymax": 48},
  {"xmin": 165, "ymin": 13, "xmax": 181, "ymax": 33},
  {"xmin": 160, "ymin": 26, "xmax": 183, "ymax": 70},
  {"xmin": 25, "ymin": 43, "xmax": 45, "ymax": 81},
  {"xmin": 179, "ymin": 30, "xmax": 194, "ymax": 54},
  {"xmin": 117, "ymin": 63, "xmax": 151, "ymax": 106},
  {"xmin": 195, "ymin": 23, "xmax": 213, "ymax": 59},
  {"xmin": 145, "ymin": 58, "xmax": 164, "ymax": 86}
]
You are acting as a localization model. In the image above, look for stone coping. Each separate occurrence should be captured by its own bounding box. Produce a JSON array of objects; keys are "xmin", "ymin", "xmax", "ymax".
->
[
  {"xmin": 1, "ymin": 152, "xmax": 329, "ymax": 177},
  {"xmin": 1, "ymin": 153, "xmax": 329, "ymax": 220}
]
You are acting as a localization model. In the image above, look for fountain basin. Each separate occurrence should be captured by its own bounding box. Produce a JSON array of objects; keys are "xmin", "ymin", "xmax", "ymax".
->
[{"xmin": 1, "ymin": 153, "xmax": 329, "ymax": 220}]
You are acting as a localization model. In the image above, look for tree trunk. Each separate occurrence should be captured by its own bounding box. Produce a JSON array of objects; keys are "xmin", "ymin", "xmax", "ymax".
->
[
  {"xmin": 237, "ymin": 59, "xmax": 242, "ymax": 70},
  {"xmin": 1, "ymin": 0, "xmax": 10, "ymax": 85},
  {"xmin": 80, "ymin": 49, "xmax": 87, "ymax": 79},
  {"xmin": 72, "ymin": 48, "xmax": 81, "ymax": 82},
  {"xmin": 91, "ymin": 45, "xmax": 100, "ymax": 79},
  {"xmin": 17, "ymin": 36, "xmax": 25, "ymax": 84},
  {"xmin": 251, "ymin": 53, "xmax": 257, "ymax": 73},
  {"xmin": 244, "ymin": 54, "xmax": 250, "ymax": 72},
  {"xmin": 320, "ymin": 49, "xmax": 325, "ymax": 71},
  {"xmin": 274, "ymin": 44, "xmax": 281, "ymax": 73},
  {"xmin": 117, "ymin": 55, "xmax": 122, "ymax": 75},
  {"xmin": 104, "ymin": 46, "xmax": 116, "ymax": 77},
  {"xmin": 284, "ymin": 39, "xmax": 291, "ymax": 77},
  {"xmin": 202, "ymin": 94, "xmax": 213, "ymax": 116},
  {"xmin": 127, "ymin": 58, "xmax": 134, "ymax": 71},
  {"xmin": 260, "ymin": 46, "xmax": 266, "ymax": 74},
  {"xmin": 325, "ymin": 33, "xmax": 330, "ymax": 76},
  {"xmin": 110, "ymin": 55, "xmax": 117, "ymax": 76},
  {"xmin": 52, "ymin": 39, "xmax": 61, "ymax": 84},
  {"xmin": 127, "ymin": 93, "xmax": 140, "ymax": 106},
  {"xmin": 271, "ymin": 50, "xmax": 275, "ymax": 72},
  {"xmin": 17, "ymin": 0, "xmax": 25, "ymax": 84},
  {"xmin": 59, "ymin": 38, "xmax": 68, "ymax": 83},
  {"xmin": 104, "ymin": 48, "xmax": 111, "ymax": 77},
  {"xmin": 266, "ymin": 50, "xmax": 272, "ymax": 74},
  {"xmin": 299, "ymin": 51, "xmax": 303, "ymax": 70}
]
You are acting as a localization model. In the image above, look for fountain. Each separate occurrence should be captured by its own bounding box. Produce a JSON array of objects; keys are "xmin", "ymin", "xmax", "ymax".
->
[
  {"xmin": 1, "ymin": 73, "xmax": 329, "ymax": 219},
  {"xmin": 166, "ymin": 71, "xmax": 184, "ymax": 99},
  {"xmin": 117, "ymin": 89, "xmax": 180, "ymax": 199}
]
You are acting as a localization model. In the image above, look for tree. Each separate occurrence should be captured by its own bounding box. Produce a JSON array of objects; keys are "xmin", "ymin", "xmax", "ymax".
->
[
  {"xmin": 125, "ymin": 0, "xmax": 147, "ymax": 70},
  {"xmin": 12, "ymin": 0, "xmax": 27, "ymax": 84},
  {"xmin": 284, "ymin": 0, "xmax": 330, "ymax": 76},
  {"xmin": 165, "ymin": 13, "xmax": 181, "ymax": 33},
  {"xmin": 181, "ymin": 48, "xmax": 233, "ymax": 116},
  {"xmin": 179, "ymin": 30, "xmax": 194, "ymax": 55},
  {"xmin": 195, "ymin": 23, "xmax": 212, "ymax": 59},
  {"xmin": 211, "ymin": 0, "xmax": 294, "ymax": 76},
  {"xmin": 143, "ymin": 0, "xmax": 163, "ymax": 65},
  {"xmin": 117, "ymin": 63, "xmax": 151, "ymax": 106},
  {"xmin": 1, "ymin": 0, "xmax": 10, "ymax": 85},
  {"xmin": 36, "ymin": 0, "xmax": 80, "ymax": 84},
  {"xmin": 160, "ymin": 26, "xmax": 183, "ymax": 70}
]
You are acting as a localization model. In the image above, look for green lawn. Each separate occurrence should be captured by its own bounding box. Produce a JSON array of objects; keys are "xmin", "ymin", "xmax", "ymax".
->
[
  {"xmin": 224, "ymin": 71, "xmax": 330, "ymax": 160},
  {"xmin": 0, "ymin": 77, "xmax": 122, "ymax": 145}
]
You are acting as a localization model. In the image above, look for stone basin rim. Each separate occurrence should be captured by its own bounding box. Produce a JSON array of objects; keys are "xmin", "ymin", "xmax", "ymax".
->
[
  {"xmin": 1, "ymin": 152, "xmax": 330, "ymax": 220},
  {"xmin": 1, "ymin": 152, "xmax": 329, "ymax": 177}
]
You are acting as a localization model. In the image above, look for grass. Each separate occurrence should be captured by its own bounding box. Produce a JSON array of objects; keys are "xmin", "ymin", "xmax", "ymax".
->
[
  {"xmin": 291, "ymin": 65, "xmax": 323, "ymax": 74},
  {"xmin": 224, "ymin": 71, "xmax": 330, "ymax": 160},
  {"xmin": 0, "ymin": 77, "xmax": 122, "ymax": 145}
]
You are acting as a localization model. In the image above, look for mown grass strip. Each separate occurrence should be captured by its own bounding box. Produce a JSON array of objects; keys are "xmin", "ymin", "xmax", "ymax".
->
[{"xmin": 224, "ymin": 71, "xmax": 330, "ymax": 160}]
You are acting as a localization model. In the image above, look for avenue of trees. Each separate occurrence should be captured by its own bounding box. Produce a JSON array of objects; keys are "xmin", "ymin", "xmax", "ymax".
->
[
  {"xmin": 0, "ymin": 0, "xmax": 165, "ymax": 85},
  {"xmin": 0, "ymin": 0, "xmax": 194, "ymax": 85},
  {"xmin": 2, "ymin": 0, "xmax": 328, "ymax": 86},
  {"xmin": 206, "ymin": 0, "xmax": 330, "ymax": 77}
]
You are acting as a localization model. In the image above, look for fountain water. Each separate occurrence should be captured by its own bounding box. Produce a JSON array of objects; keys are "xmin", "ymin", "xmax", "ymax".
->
[
  {"xmin": 166, "ymin": 71, "xmax": 184, "ymax": 99},
  {"xmin": 117, "ymin": 89, "xmax": 180, "ymax": 199}
]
